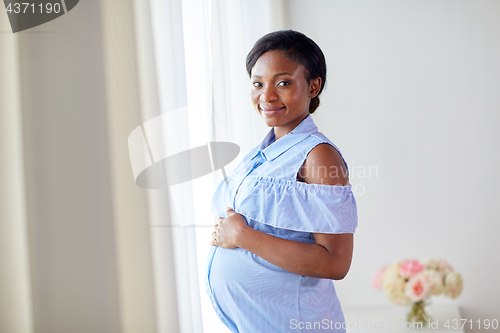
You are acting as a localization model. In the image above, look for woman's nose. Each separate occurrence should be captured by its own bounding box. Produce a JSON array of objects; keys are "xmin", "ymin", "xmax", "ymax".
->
[{"xmin": 260, "ymin": 85, "xmax": 278, "ymax": 102}]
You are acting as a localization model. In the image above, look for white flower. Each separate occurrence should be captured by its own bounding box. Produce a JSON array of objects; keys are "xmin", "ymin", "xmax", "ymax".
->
[
  {"xmin": 384, "ymin": 276, "xmax": 411, "ymax": 306},
  {"xmin": 405, "ymin": 272, "xmax": 432, "ymax": 302},
  {"xmin": 382, "ymin": 262, "xmax": 401, "ymax": 289},
  {"xmin": 438, "ymin": 259, "xmax": 453, "ymax": 274},
  {"xmin": 422, "ymin": 270, "xmax": 444, "ymax": 295},
  {"xmin": 444, "ymin": 272, "xmax": 463, "ymax": 299},
  {"xmin": 423, "ymin": 258, "xmax": 439, "ymax": 271}
]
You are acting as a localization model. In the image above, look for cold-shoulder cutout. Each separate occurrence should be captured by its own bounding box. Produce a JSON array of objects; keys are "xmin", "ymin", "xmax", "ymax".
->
[{"xmin": 297, "ymin": 142, "xmax": 350, "ymax": 186}]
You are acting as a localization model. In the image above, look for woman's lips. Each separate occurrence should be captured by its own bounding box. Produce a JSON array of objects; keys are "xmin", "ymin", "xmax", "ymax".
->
[{"xmin": 260, "ymin": 106, "xmax": 285, "ymax": 115}]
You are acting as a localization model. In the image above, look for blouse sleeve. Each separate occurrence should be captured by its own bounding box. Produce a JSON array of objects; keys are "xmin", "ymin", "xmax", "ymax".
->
[{"xmin": 213, "ymin": 175, "xmax": 358, "ymax": 234}]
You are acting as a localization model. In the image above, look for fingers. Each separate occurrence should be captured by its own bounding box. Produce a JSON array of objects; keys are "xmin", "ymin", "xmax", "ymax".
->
[
  {"xmin": 210, "ymin": 228, "xmax": 219, "ymax": 247},
  {"xmin": 209, "ymin": 232, "xmax": 218, "ymax": 246},
  {"xmin": 211, "ymin": 209, "xmax": 235, "ymax": 246}
]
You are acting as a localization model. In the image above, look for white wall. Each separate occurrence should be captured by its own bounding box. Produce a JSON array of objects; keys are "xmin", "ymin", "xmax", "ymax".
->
[{"xmin": 287, "ymin": 0, "xmax": 500, "ymax": 329}]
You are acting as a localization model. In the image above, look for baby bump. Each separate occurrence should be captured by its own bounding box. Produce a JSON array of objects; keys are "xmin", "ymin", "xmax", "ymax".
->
[{"xmin": 208, "ymin": 246, "xmax": 302, "ymax": 323}]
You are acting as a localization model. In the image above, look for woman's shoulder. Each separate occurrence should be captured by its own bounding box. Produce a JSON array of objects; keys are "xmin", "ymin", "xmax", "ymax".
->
[{"xmin": 298, "ymin": 134, "xmax": 349, "ymax": 186}]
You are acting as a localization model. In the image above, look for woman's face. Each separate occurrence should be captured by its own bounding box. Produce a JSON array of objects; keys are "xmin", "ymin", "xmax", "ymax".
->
[{"xmin": 250, "ymin": 50, "xmax": 321, "ymax": 139}]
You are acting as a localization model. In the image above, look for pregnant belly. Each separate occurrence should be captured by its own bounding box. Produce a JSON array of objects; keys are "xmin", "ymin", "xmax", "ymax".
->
[
  {"xmin": 208, "ymin": 246, "xmax": 301, "ymax": 322},
  {"xmin": 210, "ymin": 246, "xmax": 288, "ymax": 279},
  {"xmin": 206, "ymin": 246, "xmax": 345, "ymax": 332}
]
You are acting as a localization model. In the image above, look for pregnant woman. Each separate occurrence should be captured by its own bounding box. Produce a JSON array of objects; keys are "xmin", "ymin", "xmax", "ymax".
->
[{"xmin": 205, "ymin": 30, "xmax": 358, "ymax": 333}]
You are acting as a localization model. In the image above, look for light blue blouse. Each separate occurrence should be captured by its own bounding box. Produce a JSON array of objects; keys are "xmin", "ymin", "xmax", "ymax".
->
[{"xmin": 205, "ymin": 114, "xmax": 358, "ymax": 332}]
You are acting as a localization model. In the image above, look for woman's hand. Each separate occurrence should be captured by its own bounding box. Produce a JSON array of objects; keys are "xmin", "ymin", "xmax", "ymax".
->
[{"xmin": 210, "ymin": 207, "xmax": 248, "ymax": 249}]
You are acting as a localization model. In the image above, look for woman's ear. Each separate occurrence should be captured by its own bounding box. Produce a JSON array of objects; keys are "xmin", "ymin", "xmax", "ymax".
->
[{"xmin": 309, "ymin": 77, "xmax": 322, "ymax": 98}]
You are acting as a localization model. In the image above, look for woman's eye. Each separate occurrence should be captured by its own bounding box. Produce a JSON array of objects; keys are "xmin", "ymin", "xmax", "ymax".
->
[
  {"xmin": 278, "ymin": 81, "xmax": 290, "ymax": 87},
  {"xmin": 252, "ymin": 82, "xmax": 262, "ymax": 88}
]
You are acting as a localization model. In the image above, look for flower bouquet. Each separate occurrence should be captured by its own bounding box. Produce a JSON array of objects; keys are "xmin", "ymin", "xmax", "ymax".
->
[{"xmin": 373, "ymin": 259, "xmax": 463, "ymax": 326}]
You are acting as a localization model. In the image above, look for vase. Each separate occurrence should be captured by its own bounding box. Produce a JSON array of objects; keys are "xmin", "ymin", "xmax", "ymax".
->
[{"xmin": 406, "ymin": 301, "xmax": 431, "ymax": 327}]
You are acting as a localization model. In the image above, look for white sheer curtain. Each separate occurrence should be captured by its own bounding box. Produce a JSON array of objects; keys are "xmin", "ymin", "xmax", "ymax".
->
[{"xmin": 138, "ymin": 0, "xmax": 288, "ymax": 332}]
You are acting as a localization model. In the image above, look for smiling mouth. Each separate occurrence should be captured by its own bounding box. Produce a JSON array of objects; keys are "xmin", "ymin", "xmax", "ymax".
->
[{"xmin": 259, "ymin": 106, "xmax": 285, "ymax": 114}]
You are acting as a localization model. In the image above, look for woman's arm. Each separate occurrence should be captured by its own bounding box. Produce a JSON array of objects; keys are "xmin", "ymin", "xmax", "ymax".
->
[
  {"xmin": 233, "ymin": 217, "xmax": 353, "ymax": 280},
  {"xmin": 211, "ymin": 143, "xmax": 354, "ymax": 280}
]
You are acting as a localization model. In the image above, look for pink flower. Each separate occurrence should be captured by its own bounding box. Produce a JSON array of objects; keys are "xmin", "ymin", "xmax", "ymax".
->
[
  {"xmin": 372, "ymin": 266, "xmax": 387, "ymax": 290},
  {"xmin": 405, "ymin": 273, "xmax": 431, "ymax": 302},
  {"xmin": 399, "ymin": 259, "xmax": 425, "ymax": 279}
]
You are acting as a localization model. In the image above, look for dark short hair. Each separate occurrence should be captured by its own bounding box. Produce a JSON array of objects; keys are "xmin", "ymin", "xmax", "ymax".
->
[{"xmin": 246, "ymin": 30, "xmax": 327, "ymax": 113}]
